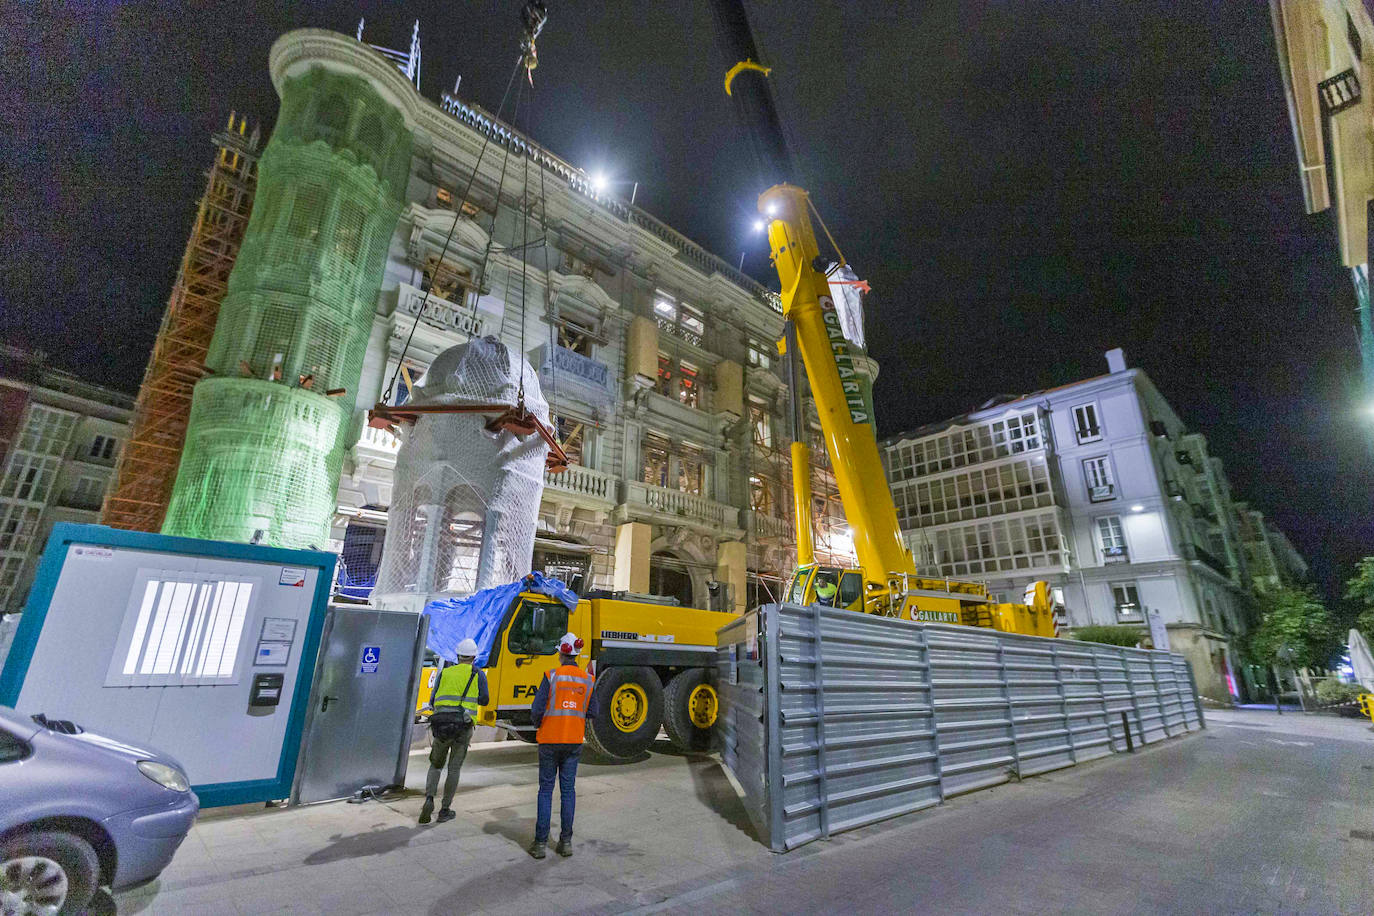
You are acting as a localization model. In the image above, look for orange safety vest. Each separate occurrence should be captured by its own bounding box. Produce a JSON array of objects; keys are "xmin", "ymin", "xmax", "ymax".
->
[{"xmin": 535, "ymin": 664, "xmax": 595, "ymax": 744}]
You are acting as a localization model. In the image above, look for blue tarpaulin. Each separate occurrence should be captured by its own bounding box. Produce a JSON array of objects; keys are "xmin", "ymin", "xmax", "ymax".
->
[{"xmin": 423, "ymin": 572, "xmax": 579, "ymax": 666}]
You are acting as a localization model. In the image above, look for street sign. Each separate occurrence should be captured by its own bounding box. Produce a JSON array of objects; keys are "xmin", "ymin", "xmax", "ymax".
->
[{"xmin": 360, "ymin": 645, "xmax": 381, "ymax": 674}]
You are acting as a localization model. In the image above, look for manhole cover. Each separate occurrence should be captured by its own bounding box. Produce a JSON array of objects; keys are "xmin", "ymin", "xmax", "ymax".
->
[{"xmin": 1350, "ymin": 829, "xmax": 1374, "ymax": 842}]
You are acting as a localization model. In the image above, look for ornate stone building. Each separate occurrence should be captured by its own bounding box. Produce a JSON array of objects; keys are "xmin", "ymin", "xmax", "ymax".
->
[{"xmin": 233, "ymin": 28, "xmax": 867, "ymax": 612}]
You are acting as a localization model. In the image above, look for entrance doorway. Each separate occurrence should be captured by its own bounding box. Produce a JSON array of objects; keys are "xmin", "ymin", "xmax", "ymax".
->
[{"xmin": 650, "ymin": 551, "xmax": 695, "ymax": 608}]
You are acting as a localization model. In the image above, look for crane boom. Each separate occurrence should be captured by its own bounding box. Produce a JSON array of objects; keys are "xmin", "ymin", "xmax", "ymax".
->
[
  {"xmin": 709, "ymin": 0, "xmax": 914, "ymax": 597},
  {"xmin": 706, "ymin": 1, "xmax": 1059, "ymax": 636}
]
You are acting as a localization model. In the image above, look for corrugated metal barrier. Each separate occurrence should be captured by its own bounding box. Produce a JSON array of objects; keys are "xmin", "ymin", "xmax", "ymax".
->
[{"xmin": 716, "ymin": 602, "xmax": 1205, "ymax": 852}]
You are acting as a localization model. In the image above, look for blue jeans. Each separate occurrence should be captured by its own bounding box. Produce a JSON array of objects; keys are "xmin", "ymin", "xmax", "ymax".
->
[{"xmin": 535, "ymin": 743, "xmax": 581, "ymax": 843}]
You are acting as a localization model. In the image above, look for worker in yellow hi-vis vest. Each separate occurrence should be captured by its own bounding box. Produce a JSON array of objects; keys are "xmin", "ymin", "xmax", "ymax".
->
[{"xmin": 418, "ymin": 638, "xmax": 488, "ymax": 824}]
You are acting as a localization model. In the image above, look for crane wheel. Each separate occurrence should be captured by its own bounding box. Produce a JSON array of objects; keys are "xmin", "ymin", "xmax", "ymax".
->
[
  {"xmin": 585, "ymin": 666, "xmax": 663, "ymax": 760},
  {"xmin": 663, "ymin": 668, "xmax": 717, "ymax": 752}
]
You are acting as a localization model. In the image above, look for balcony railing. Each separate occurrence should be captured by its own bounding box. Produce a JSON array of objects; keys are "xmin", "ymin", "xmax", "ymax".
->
[
  {"xmin": 751, "ymin": 512, "xmax": 791, "ymax": 541},
  {"xmin": 358, "ymin": 425, "xmax": 401, "ymax": 453},
  {"xmin": 543, "ymin": 464, "xmax": 614, "ymax": 502},
  {"xmin": 627, "ymin": 480, "xmax": 738, "ymax": 529},
  {"xmin": 438, "ymin": 92, "xmax": 782, "ymax": 317}
]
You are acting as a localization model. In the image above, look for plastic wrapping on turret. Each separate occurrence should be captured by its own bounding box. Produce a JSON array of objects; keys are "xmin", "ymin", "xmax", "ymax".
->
[
  {"xmin": 373, "ymin": 336, "xmax": 550, "ymax": 607},
  {"xmin": 424, "ymin": 572, "xmax": 578, "ymax": 665}
]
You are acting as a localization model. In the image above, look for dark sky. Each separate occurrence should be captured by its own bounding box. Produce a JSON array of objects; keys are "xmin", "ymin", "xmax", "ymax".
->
[{"xmin": 2, "ymin": 2, "xmax": 1370, "ymax": 595}]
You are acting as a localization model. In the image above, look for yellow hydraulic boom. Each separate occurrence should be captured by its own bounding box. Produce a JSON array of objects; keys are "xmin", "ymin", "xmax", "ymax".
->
[{"xmin": 710, "ymin": 0, "xmax": 1056, "ymax": 636}]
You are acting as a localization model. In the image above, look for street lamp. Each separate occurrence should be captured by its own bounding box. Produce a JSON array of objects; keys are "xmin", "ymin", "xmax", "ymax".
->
[{"xmin": 586, "ymin": 169, "xmax": 639, "ymax": 205}]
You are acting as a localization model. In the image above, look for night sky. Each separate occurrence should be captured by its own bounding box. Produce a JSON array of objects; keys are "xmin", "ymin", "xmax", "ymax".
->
[{"xmin": 3, "ymin": 2, "xmax": 1370, "ymax": 595}]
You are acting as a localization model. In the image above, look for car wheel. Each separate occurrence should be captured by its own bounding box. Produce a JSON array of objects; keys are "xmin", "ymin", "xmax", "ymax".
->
[
  {"xmin": 0, "ymin": 830, "xmax": 99, "ymax": 916},
  {"xmin": 662, "ymin": 667, "xmax": 717, "ymax": 752},
  {"xmin": 585, "ymin": 666, "xmax": 663, "ymax": 760}
]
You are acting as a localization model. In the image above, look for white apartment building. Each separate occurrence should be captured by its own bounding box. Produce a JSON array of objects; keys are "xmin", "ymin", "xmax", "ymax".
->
[
  {"xmin": 0, "ymin": 347, "xmax": 133, "ymax": 614},
  {"xmin": 883, "ymin": 349, "xmax": 1305, "ymax": 704}
]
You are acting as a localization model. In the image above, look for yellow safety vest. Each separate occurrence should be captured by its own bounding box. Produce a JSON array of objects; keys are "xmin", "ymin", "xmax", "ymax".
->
[{"xmin": 433, "ymin": 662, "xmax": 480, "ymax": 714}]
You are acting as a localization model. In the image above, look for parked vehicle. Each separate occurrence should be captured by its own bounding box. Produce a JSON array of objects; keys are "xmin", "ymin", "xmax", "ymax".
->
[{"xmin": 0, "ymin": 706, "xmax": 199, "ymax": 915}]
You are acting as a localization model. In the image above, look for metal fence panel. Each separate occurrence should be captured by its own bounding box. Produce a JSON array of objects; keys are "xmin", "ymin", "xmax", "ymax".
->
[{"xmin": 716, "ymin": 604, "xmax": 1205, "ymax": 852}]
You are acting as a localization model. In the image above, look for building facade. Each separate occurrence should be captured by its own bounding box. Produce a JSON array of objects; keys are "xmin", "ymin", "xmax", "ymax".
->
[
  {"xmin": 1272, "ymin": 0, "xmax": 1374, "ymax": 415},
  {"xmin": 882, "ymin": 349, "xmax": 1306, "ymax": 703},
  {"xmin": 0, "ymin": 348, "xmax": 133, "ymax": 613},
  {"xmin": 165, "ymin": 27, "xmax": 871, "ymax": 614}
]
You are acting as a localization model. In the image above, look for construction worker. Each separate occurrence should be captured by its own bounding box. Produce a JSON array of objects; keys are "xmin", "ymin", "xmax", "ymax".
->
[
  {"xmin": 418, "ymin": 637, "xmax": 488, "ymax": 825},
  {"xmin": 814, "ymin": 577, "xmax": 839, "ymax": 607},
  {"xmin": 527, "ymin": 632, "xmax": 594, "ymax": 859}
]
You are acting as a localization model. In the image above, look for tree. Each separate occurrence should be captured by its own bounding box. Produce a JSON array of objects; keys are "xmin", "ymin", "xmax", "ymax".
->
[
  {"xmin": 1072, "ymin": 625, "xmax": 1144, "ymax": 648},
  {"xmin": 1246, "ymin": 585, "xmax": 1336, "ymax": 669},
  {"xmin": 1342, "ymin": 558, "xmax": 1374, "ymax": 641}
]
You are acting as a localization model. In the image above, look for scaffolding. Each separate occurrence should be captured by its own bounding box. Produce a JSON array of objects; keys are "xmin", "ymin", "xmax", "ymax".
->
[{"xmin": 102, "ymin": 114, "xmax": 260, "ymax": 533}]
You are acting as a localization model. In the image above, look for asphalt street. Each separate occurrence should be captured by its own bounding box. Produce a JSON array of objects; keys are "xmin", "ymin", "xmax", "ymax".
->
[
  {"xmin": 642, "ymin": 708, "xmax": 1374, "ymax": 915},
  {"xmin": 114, "ymin": 708, "xmax": 1373, "ymax": 915}
]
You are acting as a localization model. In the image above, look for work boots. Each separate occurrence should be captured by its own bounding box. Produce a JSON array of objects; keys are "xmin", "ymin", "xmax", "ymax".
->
[
  {"xmin": 418, "ymin": 797, "xmax": 434, "ymax": 825},
  {"xmin": 527, "ymin": 840, "xmax": 547, "ymax": 860},
  {"xmin": 436, "ymin": 807, "xmax": 455, "ymax": 823},
  {"xmin": 556, "ymin": 837, "xmax": 573, "ymax": 857}
]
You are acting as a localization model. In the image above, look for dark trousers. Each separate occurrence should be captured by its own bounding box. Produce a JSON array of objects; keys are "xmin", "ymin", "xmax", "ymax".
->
[
  {"xmin": 425, "ymin": 727, "xmax": 473, "ymax": 807},
  {"xmin": 535, "ymin": 743, "xmax": 581, "ymax": 843}
]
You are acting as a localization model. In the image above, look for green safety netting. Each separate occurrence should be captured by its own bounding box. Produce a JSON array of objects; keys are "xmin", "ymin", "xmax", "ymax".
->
[{"xmin": 164, "ymin": 67, "xmax": 414, "ymax": 548}]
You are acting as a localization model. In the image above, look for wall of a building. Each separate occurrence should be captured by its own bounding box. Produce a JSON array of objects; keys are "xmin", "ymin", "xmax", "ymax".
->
[
  {"xmin": 0, "ymin": 352, "xmax": 132, "ymax": 613},
  {"xmin": 251, "ymin": 29, "xmax": 859, "ymax": 613},
  {"xmin": 881, "ymin": 351, "xmax": 1304, "ymax": 704}
]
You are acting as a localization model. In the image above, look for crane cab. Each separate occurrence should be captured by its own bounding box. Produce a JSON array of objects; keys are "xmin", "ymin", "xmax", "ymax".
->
[{"xmin": 784, "ymin": 564, "xmax": 1001, "ymax": 625}]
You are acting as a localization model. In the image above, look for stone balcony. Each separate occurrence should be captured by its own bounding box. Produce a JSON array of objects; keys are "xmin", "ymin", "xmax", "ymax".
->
[
  {"xmin": 356, "ymin": 424, "xmax": 401, "ymax": 457},
  {"xmin": 750, "ymin": 511, "xmax": 791, "ymax": 541},
  {"xmin": 620, "ymin": 480, "xmax": 744, "ymax": 537},
  {"xmin": 543, "ymin": 463, "xmax": 616, "ymax": 509}
]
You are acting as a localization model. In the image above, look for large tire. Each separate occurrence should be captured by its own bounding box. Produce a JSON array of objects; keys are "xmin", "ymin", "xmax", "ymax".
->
[
  {"xmin": 663, "ymin": 668, "xmax": 718, "ymax": 752},
  {"xmin": 585, "ymin": 666, "xmax": 664, "ymax": 760},
  {"xmin": 0, "ymin": 829, "xmax": 100, "ymax": 916}
]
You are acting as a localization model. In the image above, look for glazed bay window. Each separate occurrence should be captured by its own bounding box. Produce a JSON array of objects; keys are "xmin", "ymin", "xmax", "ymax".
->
[
  {"xmin": 1096, "ymin": 515, "xmax": 1127, "ymax": 562},
  {"xmin": 1112, "ymin": 582, "xmax": 1142, "ymax": 619},
  {"xmin": 1073, "ymin": 402, "xmax": 1103, "ymax": 443},
  {"xmin": 1083, "ymin": 455, "xmax": 1115, "ymax": 502},
  {"xmin": 653, "ymin": 291, "xmax": 705, "ymax": 345},
  {"xmin": 925, "ymin": 509, "xmax": 1066, "ymax": 576}
]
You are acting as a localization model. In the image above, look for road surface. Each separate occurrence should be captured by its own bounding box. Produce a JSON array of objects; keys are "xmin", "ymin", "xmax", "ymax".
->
[{"xmin": 116, "ymin": 708, "xmax": 1373, "ymax": 915}]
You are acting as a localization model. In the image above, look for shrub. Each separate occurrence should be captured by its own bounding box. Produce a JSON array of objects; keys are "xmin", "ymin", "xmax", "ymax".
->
[
  {"xmin": 1313, "ymin": 679, "xmax": 1365, "ymax": 706},
  {"xmin": 1072, "ymin": 625, "xmax": 1144, "ymax": 647}
]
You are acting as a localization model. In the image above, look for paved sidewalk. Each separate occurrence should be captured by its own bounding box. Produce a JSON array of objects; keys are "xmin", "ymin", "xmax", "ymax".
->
[
  {"xmin": 116, "ymin": 709, "xmax": 1374, "ymax": 914},
  {"xmin": 116, "ymin": 738, "xmax": 767, "ymax": 915}
]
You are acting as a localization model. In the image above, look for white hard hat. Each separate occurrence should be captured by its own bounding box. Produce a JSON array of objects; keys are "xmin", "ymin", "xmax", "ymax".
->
[
  {"xmin": 456, "ymin": 638, "xmax": 479, "ymax": 658},
  {"xmin": 559, "ymin": 632, "xmax": 584, "ymax": 655}
]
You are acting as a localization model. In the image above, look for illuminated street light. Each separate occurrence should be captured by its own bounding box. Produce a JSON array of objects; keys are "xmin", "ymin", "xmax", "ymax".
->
[
  {"xmin": 752, "ymin": 219, "xmax": 765, "ymax": 232},
  {"xmin": 590, "ymin": 171, "xmax": 608, "ymax": 193},
  {"xmin": 1130, "ymin": 504, "xmax": 1145, "ymax": 512}
]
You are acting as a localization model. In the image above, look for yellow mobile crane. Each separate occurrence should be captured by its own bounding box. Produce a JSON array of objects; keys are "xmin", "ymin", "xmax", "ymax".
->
[{"xmin": 711, "ymin": 0, "xmax": 1057, "ymax": 637}]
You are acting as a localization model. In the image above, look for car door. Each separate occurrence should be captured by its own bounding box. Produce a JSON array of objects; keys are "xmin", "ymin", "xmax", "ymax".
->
[{"xmin": 838, "ymin": 571, "xmax": 864, "ymax": 612}]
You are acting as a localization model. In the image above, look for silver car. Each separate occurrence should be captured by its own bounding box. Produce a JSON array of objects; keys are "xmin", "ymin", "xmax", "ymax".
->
[{"xmin": 0, "ymin": 706, "xmax": 199, "ymax": 915}]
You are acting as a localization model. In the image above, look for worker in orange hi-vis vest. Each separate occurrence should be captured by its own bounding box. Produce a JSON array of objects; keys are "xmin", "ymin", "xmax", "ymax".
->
[{"xmin": 527, "ymin": 632, "xmax": 595, "ymax": 859}]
